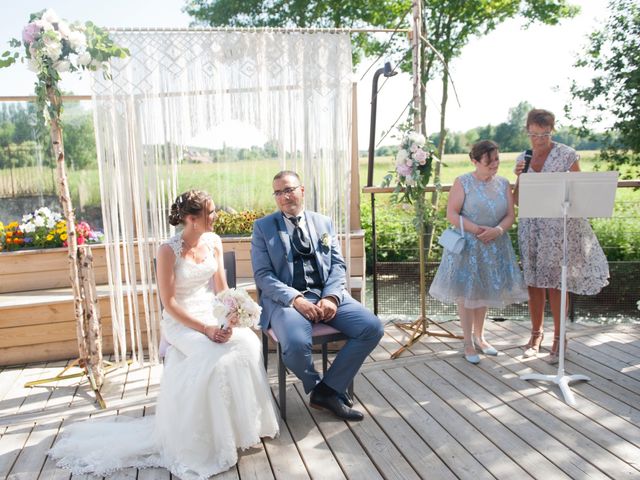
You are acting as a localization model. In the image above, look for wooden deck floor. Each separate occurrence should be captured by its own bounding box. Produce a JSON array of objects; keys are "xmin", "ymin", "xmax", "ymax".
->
[{"xmin": 1, "ymin": 319, "xmax": 639, "ymax": 479}]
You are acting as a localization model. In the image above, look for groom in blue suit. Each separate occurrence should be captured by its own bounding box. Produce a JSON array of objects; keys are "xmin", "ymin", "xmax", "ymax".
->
[{"xmin": 251, "ymin": 170, "xmax": 383, "ymax": 421}]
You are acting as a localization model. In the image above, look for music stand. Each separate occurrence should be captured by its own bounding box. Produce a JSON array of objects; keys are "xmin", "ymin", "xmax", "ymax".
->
[{"xmin": 518, "ymin": 171, "xmax": 618, "ymax": 406}]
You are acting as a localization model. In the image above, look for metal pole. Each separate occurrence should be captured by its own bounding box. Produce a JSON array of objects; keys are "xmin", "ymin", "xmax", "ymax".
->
[{"xmin": 367, "ymin": 63, "xmax": 397, "ymax": 315}]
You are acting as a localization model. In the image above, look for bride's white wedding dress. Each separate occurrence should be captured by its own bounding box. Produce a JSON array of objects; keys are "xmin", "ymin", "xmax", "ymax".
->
[{"xmin": 49, "ymin": 232, "xmax": 279, "ymax": 479}]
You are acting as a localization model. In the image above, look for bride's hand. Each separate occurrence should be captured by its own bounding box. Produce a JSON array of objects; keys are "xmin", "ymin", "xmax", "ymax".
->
[{"xmin": 203, "ymin": 325, "xmax": 232, "ymax": 343}]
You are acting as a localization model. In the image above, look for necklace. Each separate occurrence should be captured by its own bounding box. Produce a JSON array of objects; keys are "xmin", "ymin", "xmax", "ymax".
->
[{"xmin": 181, "ymin": 235, "xmax": 202, "ymax": 262}]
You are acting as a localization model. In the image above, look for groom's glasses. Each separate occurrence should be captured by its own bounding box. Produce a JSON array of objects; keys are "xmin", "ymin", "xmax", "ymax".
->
[{"xmin": 273, "ymin": 186, "xmax": 300, "ymax": 197}]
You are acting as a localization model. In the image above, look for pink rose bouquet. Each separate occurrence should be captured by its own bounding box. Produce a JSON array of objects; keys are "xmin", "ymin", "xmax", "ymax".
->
[{"xmin": 213, "ymin": 288, "xmax": 261, "ymax": 329}]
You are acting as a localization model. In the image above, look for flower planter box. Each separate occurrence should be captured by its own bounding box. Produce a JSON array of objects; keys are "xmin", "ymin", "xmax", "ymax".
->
[{"xmin": 0, "ymin": 232, "xmax": 365, "ymax": 366}]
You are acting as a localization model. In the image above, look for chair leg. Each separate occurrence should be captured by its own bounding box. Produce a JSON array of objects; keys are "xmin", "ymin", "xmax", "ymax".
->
[
  {"xmin": 262, "ymin": 331, "xmax": 269, "ymax": 371},
  {"xmin": 277, "ymin": 343, "xmax": 286, "ymax": 420},
  {"xmin": 322, "ymin": 342, "xmax": 328, "ymax": 374}
]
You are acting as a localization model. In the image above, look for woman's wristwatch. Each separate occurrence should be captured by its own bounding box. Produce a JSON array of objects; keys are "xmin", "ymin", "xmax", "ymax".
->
[{"xmin": 495, "ymin": 225, "xmax": 504, "ymax": 236}]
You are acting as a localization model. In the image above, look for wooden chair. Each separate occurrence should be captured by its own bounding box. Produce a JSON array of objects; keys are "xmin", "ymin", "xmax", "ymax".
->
[
  {"xmin": 261, "ymin": 320, "xmax": 354, "ymax": 420},
  {"xmin": 158, "ymin": 250, "xmax": 236, "ymax": 358}
]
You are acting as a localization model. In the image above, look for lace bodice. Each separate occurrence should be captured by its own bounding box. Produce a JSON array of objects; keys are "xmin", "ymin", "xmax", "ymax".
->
[
  {"xmin": 459, "ymin": 173, "xmax": 509, "ymax": 227},
  {"xmin": 161, "ymin": 232, "xmax": 221, "ymax": 326}
]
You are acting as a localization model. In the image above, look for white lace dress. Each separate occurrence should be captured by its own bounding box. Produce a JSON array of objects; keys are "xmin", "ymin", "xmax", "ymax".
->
[{"xmin": 49, "ymin": 232, "xmax": 279, "ymax": 480}]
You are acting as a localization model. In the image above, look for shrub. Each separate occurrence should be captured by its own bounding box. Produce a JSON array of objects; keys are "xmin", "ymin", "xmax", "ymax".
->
[{"xmin": 215, "ymin": 209, "xmax": 271, "ymax": 236}]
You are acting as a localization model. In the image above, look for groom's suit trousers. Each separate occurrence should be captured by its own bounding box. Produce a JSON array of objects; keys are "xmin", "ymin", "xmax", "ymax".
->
[{"xmin": 268, "ymin": 293, "xmax": 383, "ymax": 394}]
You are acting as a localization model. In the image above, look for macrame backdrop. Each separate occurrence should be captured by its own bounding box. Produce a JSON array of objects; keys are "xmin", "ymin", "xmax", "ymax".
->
[{"xmin": 91, "ymin": 30, "xmax": 353, "ymax": 364}]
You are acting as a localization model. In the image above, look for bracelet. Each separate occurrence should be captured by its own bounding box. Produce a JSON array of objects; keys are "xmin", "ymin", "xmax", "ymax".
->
[{"xmin": 495, "ymin": 225, "xmax": 504, "ymax": 235}]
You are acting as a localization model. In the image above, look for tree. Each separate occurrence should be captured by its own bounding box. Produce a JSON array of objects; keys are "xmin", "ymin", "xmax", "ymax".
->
[
  {"xmin": 567, "ymin": 0, "xmax": 640, "ymax": 171},
  {"xmin": 186, "ymin": 1, "xmax": 578, "ymax": 147},
  {"xmin": 184, "ymin": 0, "xmax": 411, "ymax": 64},
  {"xmin": 492, "ymin": 100, "xmax": 532, "ymax": 152},
  {"xmin": 63, "ymin": 115, "xmax": 97, "ymax": 170}
]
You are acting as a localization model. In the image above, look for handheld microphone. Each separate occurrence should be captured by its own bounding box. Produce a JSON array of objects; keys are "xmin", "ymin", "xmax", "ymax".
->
[{"xmin": 523, "ymin": 149, "xmax": 533, "ymax": 173}]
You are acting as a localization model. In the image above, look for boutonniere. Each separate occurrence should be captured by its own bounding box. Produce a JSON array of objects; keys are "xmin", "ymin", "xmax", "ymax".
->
[{"xmin": 320, "ymin": 233, "xmax": 331, "ymax": 248}]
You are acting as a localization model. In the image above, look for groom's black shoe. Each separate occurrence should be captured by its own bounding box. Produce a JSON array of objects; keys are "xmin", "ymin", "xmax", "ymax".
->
[
  {"xmin": 338, "ymin": 391, "xmax": 354, "ymax": 408},
  {"xmin": 310, "ymin": 390, "xmax": 363, "ymax": 421}
]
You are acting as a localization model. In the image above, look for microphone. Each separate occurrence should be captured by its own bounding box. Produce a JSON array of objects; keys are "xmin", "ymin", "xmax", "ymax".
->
[{"xmin": 523, "ymin": 149, "xmax": 533, "ymax": 173}]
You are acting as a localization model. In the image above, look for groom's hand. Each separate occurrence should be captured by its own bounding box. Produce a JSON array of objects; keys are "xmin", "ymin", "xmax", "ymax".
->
[
  {"xmin": 293, "ymin": 296, "xmax": 323, "ymax": 322},
  {"xmin": 317, "ymin": 297, "xmax": 338, "ymax": 322}
]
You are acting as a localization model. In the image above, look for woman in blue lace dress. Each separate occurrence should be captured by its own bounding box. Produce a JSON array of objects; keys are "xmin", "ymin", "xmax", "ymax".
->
[{"xmin": 430, "ymin": 140, "xmax": 528, "ymax": 363}]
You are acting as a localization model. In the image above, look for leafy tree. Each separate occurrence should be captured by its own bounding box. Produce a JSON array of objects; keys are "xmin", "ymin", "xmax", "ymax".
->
[
  {"xmin": 186, "ymin": 1, "xmax": 578, "ymax": 153},
  {"xmin": 492, "ymin": 101, "xmax": 532, "ymax": 152},
  {"xmin": 63, "ymin": 115, "xmax": 97, "ymax": 170},
  {"xmin": 567, "ymin": 0, "xmax": 640, "ymax": 171}
]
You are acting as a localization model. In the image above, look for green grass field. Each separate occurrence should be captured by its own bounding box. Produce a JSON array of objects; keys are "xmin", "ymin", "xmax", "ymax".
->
[
  {"xmin": 360, "ymin": 150, "xmax": 601, "ymax": 186},
  {"xmin": 0, "ymin": 150, "xmax": 637, "ymax": 260},
  {"xmin": 0, "ymin": 149, "xmax": 633, "ymax": 214}
]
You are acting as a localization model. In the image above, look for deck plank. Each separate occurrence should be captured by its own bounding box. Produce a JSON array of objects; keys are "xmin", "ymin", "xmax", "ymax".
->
[
  {"xmin": 279, "ymin": 384, "xmax": 345, "ymax": 479},
  {"xmin": 368, "ymin": 367, "xmax": 492, "ymax": 480},
  {"xmin": 294, "ymin": 383, "xmax": 383, "ymax": 480},
  {"xmin": 0, "ymin": 322, "xmax": 638, "ymax": 480},
  {"xmin": 484, "ymin": 350, "xmax": 640, "ymax": 477},
  {"xmin": 262, "ymin": 417, "xmax": 309, "ymax": 480}
]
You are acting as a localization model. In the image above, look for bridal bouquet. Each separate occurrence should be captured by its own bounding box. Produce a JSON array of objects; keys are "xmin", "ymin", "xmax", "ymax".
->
[{"xmin": 213, "ymin": 288, "xmax": 261, "ymax": 329}]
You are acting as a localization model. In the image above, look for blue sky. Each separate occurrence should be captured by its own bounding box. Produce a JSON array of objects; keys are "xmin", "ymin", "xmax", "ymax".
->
[{"xmin": 0, "ymin": 1, "xmax": 608, "ymax": 146}]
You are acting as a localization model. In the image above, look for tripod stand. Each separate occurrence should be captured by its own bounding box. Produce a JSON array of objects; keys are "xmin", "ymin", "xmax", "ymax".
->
[
  {"xmin": 391, "ymin": 210, "xmax": 461, "ymax": 359},
  {"xmin": 518, "ymin": 171, "xmax": 617, "ymax": 406}
]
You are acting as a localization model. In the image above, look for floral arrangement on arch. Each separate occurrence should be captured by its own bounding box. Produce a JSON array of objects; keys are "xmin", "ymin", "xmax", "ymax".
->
[
  {"xmin": 0, "ymin": 207, "xmax": 103, "ymax": 252},
  {"xmin": 382, "ymin": 131, "xmax": 439, "ymax": 205},
  {"xmin": 0, "ymin": 8, "xmax": 129, "ymax": 127}
]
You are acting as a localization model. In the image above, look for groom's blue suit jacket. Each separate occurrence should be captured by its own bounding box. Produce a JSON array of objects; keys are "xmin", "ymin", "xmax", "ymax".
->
[{"xmin": 251, "ymin": 210, "xmax": 348, "ymax": 329}]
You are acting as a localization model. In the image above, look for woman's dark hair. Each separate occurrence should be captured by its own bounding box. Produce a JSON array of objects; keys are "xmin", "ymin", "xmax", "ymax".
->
[
  {"xmin": 526, "ymin": 108, "xmax": 555, "ymax": 130},
  {"xmin": 168, "ymin": 190, "xmax": 211, "ymax": 226},
  {"xmin": 469, "ymin": 140, "xmax": 499, "ymax": 164}
]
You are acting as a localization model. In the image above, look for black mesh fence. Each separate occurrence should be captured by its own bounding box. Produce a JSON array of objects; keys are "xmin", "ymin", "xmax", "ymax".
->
[{"xmin": 368, "ymin": 261, "xmax": 640, "ymax": 322}]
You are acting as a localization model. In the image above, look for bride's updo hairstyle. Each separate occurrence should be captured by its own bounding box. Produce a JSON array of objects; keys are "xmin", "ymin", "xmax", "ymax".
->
[
  {"xmin": 469, "ymin": 140, "xmax": 499, "ymax": 164},
  {"xmin": 168, "ymin": 190, "xmax": 211, "ymax": 226}
]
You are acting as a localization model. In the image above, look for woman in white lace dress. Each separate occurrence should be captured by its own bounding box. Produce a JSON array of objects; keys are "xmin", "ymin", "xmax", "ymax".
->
[
  {"xmin": 50, "ymin": 190, "xmax": 279, "ymax": 479},
  {"xmin": 515, "ymin": 110, "xmax": 609, "ymax": 363}
]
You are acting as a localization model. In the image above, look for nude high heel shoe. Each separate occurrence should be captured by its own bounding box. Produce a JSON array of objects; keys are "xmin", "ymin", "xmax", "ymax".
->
[
  {"xmin": 523, "ymin": 330, "xmax": 544, "ymax": 358},
  {"xmin": 548, "ymin": 335, "xmax": 568, "ymax": 365}
]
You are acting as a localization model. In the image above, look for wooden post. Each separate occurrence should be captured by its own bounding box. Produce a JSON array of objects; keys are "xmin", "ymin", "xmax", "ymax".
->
[
  {"xmin": 78, "ymin": 246, "xmax": 104, "ymax": 386},
  {"xmin": 350, "ymin": 82, "xmax": 361, "ymax": 231},
  {"xmin": 46, "ymin": 86, "xmax": 104, "ymax": 387}
]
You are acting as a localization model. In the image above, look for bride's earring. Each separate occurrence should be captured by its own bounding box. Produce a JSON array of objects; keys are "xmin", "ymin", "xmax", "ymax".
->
[{"xmin": 193, "ymin": 223, "xmax": 197, "ymax": 231}]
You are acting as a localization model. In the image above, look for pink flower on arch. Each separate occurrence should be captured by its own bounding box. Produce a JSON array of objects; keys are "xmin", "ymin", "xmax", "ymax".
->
[
  {"xmin": 414, "ymin": 148, "xmax": 428, "ymax": 165},
  {"xmin": 396, "ymin": 163, "xmax": 412, "ymax": 177},
  {"xmin": 22, "ymin": 23, "xmax": 41, "ymax": 44}
]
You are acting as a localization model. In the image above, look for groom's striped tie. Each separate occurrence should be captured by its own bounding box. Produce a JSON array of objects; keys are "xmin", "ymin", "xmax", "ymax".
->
[{"xmin": 289, "ymin": 216, "xmax": 311, "ymax": 254}]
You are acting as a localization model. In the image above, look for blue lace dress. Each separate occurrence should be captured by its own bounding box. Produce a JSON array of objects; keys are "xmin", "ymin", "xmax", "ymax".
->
[{"xmin": 429, "ymin": 173, "xmax": 528, "ymax": 308}]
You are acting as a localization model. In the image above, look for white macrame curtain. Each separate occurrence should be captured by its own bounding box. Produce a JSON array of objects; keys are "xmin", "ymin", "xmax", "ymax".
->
[{"xmin": 91, "ymin": 30, "xmax": 353, "ymax": 364}]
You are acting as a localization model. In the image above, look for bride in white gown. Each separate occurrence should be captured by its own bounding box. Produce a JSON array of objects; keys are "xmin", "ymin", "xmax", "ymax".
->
[{"xmin": 49, "ymin": 190, "xmax": 279, "ymax": 479}]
